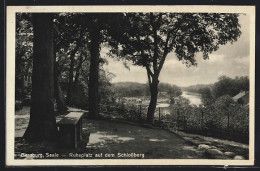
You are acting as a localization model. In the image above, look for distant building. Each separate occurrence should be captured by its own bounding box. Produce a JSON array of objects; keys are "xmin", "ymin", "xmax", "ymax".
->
[{"xmin": 233, "ymin": 91, "xmax": 249, "ymax": 105}]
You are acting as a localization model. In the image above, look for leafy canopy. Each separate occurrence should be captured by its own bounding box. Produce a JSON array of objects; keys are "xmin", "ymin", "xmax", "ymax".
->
[{"xmin": 109, "ymin": 13, "xmax": 241, "ymax": 74}]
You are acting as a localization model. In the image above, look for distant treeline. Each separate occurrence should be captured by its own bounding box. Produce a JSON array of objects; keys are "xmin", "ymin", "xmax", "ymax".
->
[
  {"xmin": 183, "ymin": 75, "xmax": 249, "ymax": 100},
  {"xmin": 113, "ymin": 82, "xmax": 182, "ymax": 97},
  {"xmin": 182, "ymin": 84, "xmax": 213, "ymax": 94}
]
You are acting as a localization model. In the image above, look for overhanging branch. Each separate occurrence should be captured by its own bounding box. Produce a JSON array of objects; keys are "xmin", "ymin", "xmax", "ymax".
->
[
  {"xmin": 150, "ymin": 13, "xmax": 158, "ymax": 74},
  {"xmin": 158, "ymin": 31, "xmax": 171, "ymax": 73}
]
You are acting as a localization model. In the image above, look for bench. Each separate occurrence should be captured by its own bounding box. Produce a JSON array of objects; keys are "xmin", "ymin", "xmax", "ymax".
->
[{"xmin": 56, "ymin": 112, "xmax": 84, "ymax": 148}]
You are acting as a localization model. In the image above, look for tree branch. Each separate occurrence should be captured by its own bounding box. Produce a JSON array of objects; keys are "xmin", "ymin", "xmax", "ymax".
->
[
  {"xmin": 158, "ymin": 31, "xmax": 171, "ymax": 73},
  {"xmin": 146, "ymin": 67, "xmax": 152, "ymax": 90},
  {"xmin": 150, "ymin": 13, "xmax": 159, "ymax": 74},
  {"xmin": 146, "ymin": 65, "xmax": 154, "ymax": 77},
  {"xmin": 135, "ymin": 35, "xmax": 154, "ymax": 76},
  {"xmin": 145, "ymin": 35, "xmax": 153, "ymax": 57}
]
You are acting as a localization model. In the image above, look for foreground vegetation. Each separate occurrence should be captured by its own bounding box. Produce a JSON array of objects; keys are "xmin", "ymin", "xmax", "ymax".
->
[{"xmin": 97, "ymin": 94, "xmax": 249, "ymax": 143}]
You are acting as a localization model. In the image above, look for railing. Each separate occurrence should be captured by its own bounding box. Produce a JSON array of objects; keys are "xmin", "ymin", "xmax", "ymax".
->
[{"xmin": 98, "ymin": 103, "xmax": 249, "ymax": 143}]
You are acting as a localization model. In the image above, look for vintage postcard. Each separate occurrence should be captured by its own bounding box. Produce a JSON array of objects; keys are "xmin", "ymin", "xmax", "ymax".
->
[{"xmin": 6, "ymin": 5, "xmax": 255, "ymax": 166}]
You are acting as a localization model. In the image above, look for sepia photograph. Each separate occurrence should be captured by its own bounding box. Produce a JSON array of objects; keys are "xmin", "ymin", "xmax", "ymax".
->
[{"xmin": 6, "ymin": 5, "xmax": 255, "ymax": 166}]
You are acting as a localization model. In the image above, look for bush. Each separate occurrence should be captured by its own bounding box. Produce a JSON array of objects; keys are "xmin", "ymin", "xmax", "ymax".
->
[
  {"xmin": 167, "ymin": 95, "xmax": 249, "ymax": 143},
  {"xmin": 100, "ymin": 102, "xmax": 146, "ymax": 122}
]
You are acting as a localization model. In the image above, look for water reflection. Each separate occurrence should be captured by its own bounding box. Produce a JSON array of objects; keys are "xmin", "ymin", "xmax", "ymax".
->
[{"xmin": 182, "ymin": 91, "xmax": 202, "ymax": 106}]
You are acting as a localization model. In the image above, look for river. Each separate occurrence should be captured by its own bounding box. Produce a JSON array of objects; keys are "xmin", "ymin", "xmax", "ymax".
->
[
  {"xmin": 154, "ymin": 91, "xmax": 202, "ymax": 116},
  {"xmin": 181, "ymin": 91, "xmax": 202, "ymax": 106}
]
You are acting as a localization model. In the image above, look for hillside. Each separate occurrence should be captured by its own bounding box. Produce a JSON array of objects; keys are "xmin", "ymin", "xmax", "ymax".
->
[
  {"xmin": 112, "ymin": 82, "xmax": 149, "ymax": 97},
  {"xmin": 182, "ymin": 84, "xmax": 213, "ymax": 93},
  {"xmin": 112, "ymin": 82, "xmax": 182, "ymax": 97}
]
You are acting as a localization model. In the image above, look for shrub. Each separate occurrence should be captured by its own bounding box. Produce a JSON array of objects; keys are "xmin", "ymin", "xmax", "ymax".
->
[{"xmin": 167, "ymin": 95, "xmax": 249, "ymax": 142}]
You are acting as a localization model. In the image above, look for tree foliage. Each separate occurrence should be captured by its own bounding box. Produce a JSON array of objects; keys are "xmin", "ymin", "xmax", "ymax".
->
[
  {"xmin": 109, "ymin": 12, "xmax": 241, "ymax": 124},
  {"xmin": 158, "ymin": 83, "xmax": 182, "ymax": 97},
  {"xmin": 213, "ymin": 75, "xmax": 249, "ymax": 98},
  {"xmin": 112, "ymin": 82, "xmax": 182, "ymax": 97},
  {"xmin": 183, "ymin": 75, "xmax": 249, "ymax": 106},
  {"xmin": 15, "ymin": 13, "xmax": 33, "ymax": 98},
  {"xmin": 111, "ymin": 13, "xmax": 241, "ymax": 69},
  {"xmin": 15, "ymin": 13, "xmax": 117, "ymax": 112}
]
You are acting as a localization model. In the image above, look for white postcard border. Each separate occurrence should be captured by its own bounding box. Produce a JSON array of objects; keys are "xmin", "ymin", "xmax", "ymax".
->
[{"xmin": 6, "ymin": 5, "xmax": 256, "ymax": 166}]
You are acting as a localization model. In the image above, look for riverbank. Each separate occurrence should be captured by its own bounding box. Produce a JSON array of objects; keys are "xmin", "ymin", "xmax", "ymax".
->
[{"xmin": 182, "ymin": 91, "xmax": 202, "ymax": 106}]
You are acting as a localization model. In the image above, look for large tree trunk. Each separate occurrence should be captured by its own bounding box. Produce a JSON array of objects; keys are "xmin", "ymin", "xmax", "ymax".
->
[
  {"xmin": 74, "ymin": 54, "xmax": 83, "ymax": 85},
  {"xmin": 54, "ymin": 62, "xmax": 68, "ymax": 113},
  {"xmin": 67, "ymin": 46, "xmax": 78, "ymax": 105},
  {"xmin": 147, "ymin": 77, "xmax": 159, "ymax": 124},
  {"xmin": 88, "ymin": 25, "xmax": 101, "ymax": 119},
  {"xmin": 23, "ymin": 13, "xmax": 57, "ymax": 142},
  {"xmin": 67, "ymin": 28, "xmax": 84, "ymax": 105}
]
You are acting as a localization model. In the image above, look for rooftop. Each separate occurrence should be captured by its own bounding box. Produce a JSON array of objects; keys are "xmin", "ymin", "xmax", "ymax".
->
[{"xmin": 233, "ymin": 91, "xmax": 248, "ymax": 101}]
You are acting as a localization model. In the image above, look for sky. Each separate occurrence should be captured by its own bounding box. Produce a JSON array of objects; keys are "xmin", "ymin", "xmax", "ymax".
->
[{"xmin": 102, "ymin": 14, "xmax": 250, "ymax": 87}]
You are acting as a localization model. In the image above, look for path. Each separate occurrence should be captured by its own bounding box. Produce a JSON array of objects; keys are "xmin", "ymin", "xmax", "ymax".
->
[
  {"xmin": 15, "ymin": 107, "xmax": 248, "ymax": 159},
  {"xmin": 15, "ymin": 107, "xmax": 207, "ymax": 159},
  {"xmin": 83, "ymin": 119, "xmax": 207, "ymax": 159}
]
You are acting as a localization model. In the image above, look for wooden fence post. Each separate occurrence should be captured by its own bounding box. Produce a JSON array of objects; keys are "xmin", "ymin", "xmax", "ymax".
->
[
  {"xmin": 177, "ymin": 108, "xmax": 179, "ymax": 130},
  {"xmin": 159, "ymin": 107, "xmax": 161, "ymax": 123},
  {"xmin": 201, "ymin": 108, "xmax": 204, "ymax": 131},
  {"xmin": 227, "ymin": 112, "xmax": 230, "ymax": 133}
]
